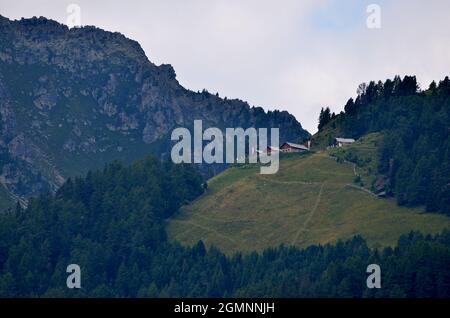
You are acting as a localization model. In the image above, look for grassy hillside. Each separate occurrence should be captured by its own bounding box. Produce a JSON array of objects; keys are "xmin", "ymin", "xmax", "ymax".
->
[
  {"xmin": 167, "ymin": 148, "xmax": 450, "ymax": 254},
  {"xmin": 328, "ymin": 133, "xmax": 384, "ymax": 191}
]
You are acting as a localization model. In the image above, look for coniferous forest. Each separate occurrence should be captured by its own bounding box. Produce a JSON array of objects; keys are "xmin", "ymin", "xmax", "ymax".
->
[
  {"xmin": 1, "ymin": 156, "xmax": 450, "ymax": 297},
  {"xmin": 1, "ymin": 5, "xmax": 450, "ymax": 302},
  {"xmin": 319, "ymin": 76, "xmax": 450, "ymax": 215}
]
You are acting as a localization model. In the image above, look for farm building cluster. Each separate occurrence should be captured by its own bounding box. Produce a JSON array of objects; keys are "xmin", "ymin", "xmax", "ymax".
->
[{"xmin": 257, "ymin": 137, "xmax": 355, "ymax": 155}]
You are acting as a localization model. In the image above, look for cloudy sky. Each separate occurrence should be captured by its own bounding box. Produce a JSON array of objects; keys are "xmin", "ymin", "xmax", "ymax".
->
[{"xmin": 1, "ymin": 0, "xmax": 449, "ymax": 133}]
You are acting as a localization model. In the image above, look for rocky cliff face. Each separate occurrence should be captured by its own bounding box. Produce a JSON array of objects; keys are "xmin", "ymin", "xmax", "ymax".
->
[{"xmin": 0, "ymin": 15, "xmax": 309, "ymax": 208}]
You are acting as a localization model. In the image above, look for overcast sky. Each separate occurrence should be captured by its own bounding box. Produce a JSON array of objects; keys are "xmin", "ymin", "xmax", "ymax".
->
[{"xmin": 1, "ymin": 0, "xmax": 450, "ymax": 133}]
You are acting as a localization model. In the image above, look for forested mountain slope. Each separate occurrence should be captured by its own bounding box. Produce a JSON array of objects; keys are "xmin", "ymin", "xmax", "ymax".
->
[
  {"xmin": 1, "ymin": 155, "xmax": 450, "ymax": 297},
  {"xmin": 314, "ymin": 76, "xmax": 450, "ymax": 215},
  {"xmin": 0, "ymin": 15, "xmax": 309, "ymax": 208}
]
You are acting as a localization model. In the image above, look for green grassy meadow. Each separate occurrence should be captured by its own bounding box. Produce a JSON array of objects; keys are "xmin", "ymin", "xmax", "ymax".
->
[{"xmin": 167, "ymin": 150, "xmax": 450, "ymax": 254}]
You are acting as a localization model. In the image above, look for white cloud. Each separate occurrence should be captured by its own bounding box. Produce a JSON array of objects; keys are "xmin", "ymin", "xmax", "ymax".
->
[{"xmin": 1, "ymin": 0, "xmax": 449, "ymax": 133}]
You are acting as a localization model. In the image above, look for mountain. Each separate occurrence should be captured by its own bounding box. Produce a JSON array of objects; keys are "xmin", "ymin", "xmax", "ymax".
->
[
  {"xmin": 312, "ymin": 76, "xmax": 450, "ymax": 215},
  {"xmin": 0, "ymin": 15, "xmax": 309, "ymax": 208},
  {"xmin": 1, "ymin": 152, "xmax": 450, "ymax": 297},
  {"xmin": 167, "ymin": 134, "xmax": 450, "ymax": 254}
]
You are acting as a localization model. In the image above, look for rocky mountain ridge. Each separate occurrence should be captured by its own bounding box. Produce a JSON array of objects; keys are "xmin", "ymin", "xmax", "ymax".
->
[{"xmin": 0, "ymin": 15, "xmax": 309, "ymax": 208}]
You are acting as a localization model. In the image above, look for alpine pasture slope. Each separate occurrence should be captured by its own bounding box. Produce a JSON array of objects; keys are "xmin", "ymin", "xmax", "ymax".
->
[{"xmin": 167, "ymin": 137, "xmax": 450, "ymax": 254}]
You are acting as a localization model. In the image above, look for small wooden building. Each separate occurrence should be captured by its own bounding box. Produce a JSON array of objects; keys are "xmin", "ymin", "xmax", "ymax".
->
[
  {"xmin": 280, "ymin": 142, "xmax": 309, "ymax": 153},
  {"xmin": 334, "ymin": 138, "xmax": 355, "ymax": 147}
]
